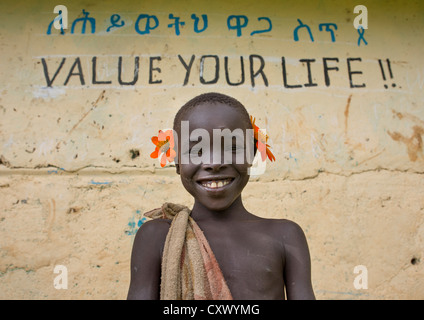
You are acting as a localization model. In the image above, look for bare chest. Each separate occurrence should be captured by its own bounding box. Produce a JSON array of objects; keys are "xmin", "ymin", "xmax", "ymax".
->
[{"xmin": 197, "ymin": 221, "xmax": 286, "ymax": 299}]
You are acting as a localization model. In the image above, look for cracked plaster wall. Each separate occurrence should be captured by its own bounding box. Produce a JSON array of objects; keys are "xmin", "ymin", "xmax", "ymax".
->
[{"xmin": 0, "ymin": 0, "xmax": 423, "ymax": 299}]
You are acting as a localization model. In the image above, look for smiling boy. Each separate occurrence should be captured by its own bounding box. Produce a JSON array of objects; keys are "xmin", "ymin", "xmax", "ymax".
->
[{"xmin": 127, "ymin": 92, "xmax": 315, "ymax": 300}]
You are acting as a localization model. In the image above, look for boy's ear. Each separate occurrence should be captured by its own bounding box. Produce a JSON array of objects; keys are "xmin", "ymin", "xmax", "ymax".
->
[{"xmin": 176, "ymin": 164, "xmax": 180, "ymax": 175}]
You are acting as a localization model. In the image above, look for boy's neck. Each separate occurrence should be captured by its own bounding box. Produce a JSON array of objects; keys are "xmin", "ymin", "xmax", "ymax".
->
[{"xmin": 190, "ymin": 196, "xmax": 252, "ymax": 222}]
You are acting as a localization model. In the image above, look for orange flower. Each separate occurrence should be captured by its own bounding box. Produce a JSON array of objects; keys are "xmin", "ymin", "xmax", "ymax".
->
[
  {"xmin": 250, "ymin": 116, "xmax": 275, "ymax": 162},
  {"xmin": 150, "ymin": 129, "xmax": 176, "ymax": 167}
]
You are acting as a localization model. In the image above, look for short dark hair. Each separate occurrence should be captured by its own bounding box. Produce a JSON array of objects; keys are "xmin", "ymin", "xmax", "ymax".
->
[
  {"xmin": 173, "ymin": 92, "xmax": 252, "ymax": 134},
  {"xmin": 172, "ymin": 92, "xmax": 257, "ymax": 164}
]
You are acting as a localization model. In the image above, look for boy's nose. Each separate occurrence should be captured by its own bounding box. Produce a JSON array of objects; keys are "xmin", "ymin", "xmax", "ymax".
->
[{"xmin": 201, "ymin": 162, "xmax": 227, "ymax": 172}]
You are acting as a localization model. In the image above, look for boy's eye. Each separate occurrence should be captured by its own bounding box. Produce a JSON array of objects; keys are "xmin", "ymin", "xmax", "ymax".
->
[
  {"xmin": 230, "ymin": 145, "xmax": 244, "ymax": 153},
  {"xmin": 189, "ymin": 147, "xmax": 202, "ymax": 156}
]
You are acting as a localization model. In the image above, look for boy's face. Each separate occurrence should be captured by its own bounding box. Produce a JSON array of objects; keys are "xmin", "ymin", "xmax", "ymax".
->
[{"xmin": 176, "ymin": 102, "xmax": 252, "ymax": 211}]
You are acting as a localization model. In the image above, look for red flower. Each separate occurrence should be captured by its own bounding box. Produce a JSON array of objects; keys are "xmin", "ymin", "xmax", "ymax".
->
[
  {"xmin": 150, "ymin": 129, "xmax": 176, "ymax": 167},
  {"xmin": 250, "ymin": 116, "xmax": 275, "ymax": 162}
]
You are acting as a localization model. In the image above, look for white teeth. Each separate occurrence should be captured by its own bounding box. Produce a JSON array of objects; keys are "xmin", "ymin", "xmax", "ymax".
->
[{"xmin": 201, "ymin": 179, "xmax": 232, "ymax": 189}]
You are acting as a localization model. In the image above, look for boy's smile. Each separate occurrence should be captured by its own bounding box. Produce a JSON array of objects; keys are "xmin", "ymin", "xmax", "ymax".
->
[
  {"xmin": 176, "ymin": 102, "xmax": 252, "ymax": 211},
  {"xmin": 196, "ymin": 176, "xmax": 234, "ymax": 190}
]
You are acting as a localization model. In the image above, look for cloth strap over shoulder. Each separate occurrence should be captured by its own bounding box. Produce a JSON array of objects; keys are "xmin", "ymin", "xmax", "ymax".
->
[{"xmin": 144, "ymin": 202, "xmax": 233, "ymax": 300}]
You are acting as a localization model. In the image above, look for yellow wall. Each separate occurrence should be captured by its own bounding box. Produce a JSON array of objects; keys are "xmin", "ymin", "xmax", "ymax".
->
[{"xmin": 0, "ymin": 0, "xmax": 423, "ymax": 299}]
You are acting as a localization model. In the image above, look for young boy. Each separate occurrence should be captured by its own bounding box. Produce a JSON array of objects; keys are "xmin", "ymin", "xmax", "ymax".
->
[{"xmin": 127, "ymin": 92, "xmax": 315, "ymax": 300}]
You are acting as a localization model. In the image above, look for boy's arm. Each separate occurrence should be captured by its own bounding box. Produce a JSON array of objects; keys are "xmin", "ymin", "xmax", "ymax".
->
[
  {"xmin": 283, "ymin": 221, "xmax": 315, "ymax": 300},
  {"xmin": 127, "ymin": 219, "xmax": 169, "ymax": 300}
]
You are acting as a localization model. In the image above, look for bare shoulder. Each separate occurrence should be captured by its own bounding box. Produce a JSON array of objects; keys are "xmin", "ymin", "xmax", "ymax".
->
[
  {"xmin": 276, "ymin": 219, "xmax": 306, "ymax": 237},
  {"xmin": 268, "ymin": 219, "xmax": 314, "ymax": 299},
  {"xmin": 256, "ymin": 216, "xmax": 305, "ymax": 233},
  {"xmin": 254, "ymin": 217, "xmax": 308, "ymax": 245},
  {"xmin": 131, "ymin": 218, "xmax": 171, "ymax": 258},
  {"xmin": 138, "ymin": 217, "xmax": 172, "ymax": 233},
  {"xmin": 249, "ymin": 216, "xmax": 314, "ymax": 299},
  {"xmin": 128, "ymin": 217, "xmax": 171, "ymax": 300},
  {"xmin": 133, "ymin": 218, "xmax": 171, "ymax": 245}
]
